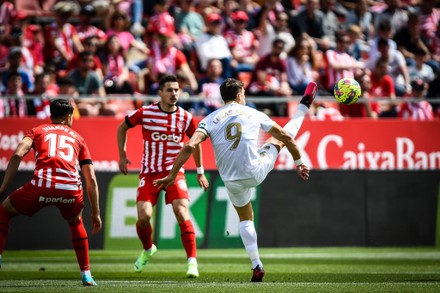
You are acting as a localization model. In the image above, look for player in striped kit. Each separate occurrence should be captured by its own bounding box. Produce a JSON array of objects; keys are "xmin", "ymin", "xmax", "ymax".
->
[
  {"xmin": 0, "ymin": 99, "xmax": 102, "ymax": 286},
  {"xmin": 117, "ymin": 74, "xmax": 209, "ymax": 278}
]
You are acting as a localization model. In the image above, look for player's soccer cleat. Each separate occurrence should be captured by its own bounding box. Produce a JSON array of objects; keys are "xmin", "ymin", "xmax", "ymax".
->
[
  {"xmin": 186, "ymin": 262, "xmax": 199, "ymax": 278},
  {"xmin": 134, "ymin": 244, "xmax": 157, "ymax": 273},
  {"xmin": 300, "ymin": 81, "xmax": 318, "ymax": 108},
  {"xmin": 251, "ymin": 265, "xmax": 265, "ymax": 282},
  {"xmin": 82, "ymin": 274, "xmax": 97, "ymax": 286}
]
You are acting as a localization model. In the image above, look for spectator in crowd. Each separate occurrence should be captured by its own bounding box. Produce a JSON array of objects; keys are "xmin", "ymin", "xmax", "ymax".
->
[
  {"xmin": 68, "ymin": 36, "xmax": 104, "ymax": 79},
  {"xmin": 344, "ymin": 0, "xmax": 374, "ymax": 41},
  {"xmin": 106, "ymin": 10, "xmax": 149, "ymax": 56},
  {"xmin": 146, "ymin": 0, "xmax": 177, "ymax": 45},
  {"xmin": 374, "ymin": 0, "xmax": 408, "ymax": 37},
  {"xmin": 144, "ymin": 29, "xmax": 198, "ymax": 95},
  {"xmin": 69, "ymin": 51, "xmax": 118, "ymax": 117},
  {"xmin": 9, "ymin": 26, "xmax": 37, "ymax": 82},
  {"xmin": 194, "ymin": 13, "xmax": 232, "ymax": 78},
  {"xmin": 286, "ymin": 36, "xmax": 317, "ymax": 95},
  {"xmin": 193, "ymin": 58, "xmax": 225, "ymax": 115},
  {"xmin": 220, "ymin": 0, "xmax": 240, "ymax": 34},
  {"xmin": 194, "ymin": 0, "xmax": 222, "ymax": 20},
  {"xmin": 99, "ymin": 35, "xmax": 134, "ymax": 95},
  {"xmin": 319, "ymin": 0, "xmax": 340, "ymax": 47},
  {"xmin": 408, "ymin": 47, "xmax": 435, "ymax": 84},
  {"xmin": 76, "ymin": 4, "xmax": 107, "ymax": 47},
  {"xmin": 29, "ymin": 72, "xmax": 54, "ymax": 119},
  {"xmin": 393, "ymin": 12, "xmax": 431, "ymax": 67},
  {"xmin": 1, "ymin": 46, "xmax": 34, "ymax": 94},
  {"xmin": 0, "ymin": 0, "xmax": 14, "ymax": 36},
  {"xmin": 224, "ymin": 10, "xmax": 259, "ymax": 78},
  {"xmin": 4, "ymin": 72, "xmax": 26, "ymax": 117},
  {"xmin": 247, "ymin": 38, "xmax": 292, "ymax": 116},
  {"xmin": 324, "ymin": 31, "xmax": 365, "ymax": 93},
  {"xmin": 45, "ymin": 1, "xmax": 84, "ymax": 69},
  {"xmin": 398, "ymin": 78, "xmax": 434, "ymax": 120},
  {"xmin": 419, "ymin": 0, "xmax": 440, "ymax": 73},
  {"xmin": 289, "ymin": 0, "xmax": 330, "ymax": 51},
  {"xmin": 367, "ymin": 37, "xmax": 410, "ymax": 97},
  {"xmin": 367, "ymin": 20, "xmax": 397, "ymax": 68},
  {"xmin": 256, "ymin": 8, "xmax": 294, "ymax": 59},
  {"xmin": 237, "ymin": 0, "xmax": 261, "ymax": 30},
  {"xmin": 369, "ymin": 57, "xmax": 397, "ymax": 117},
  {"xmin": 174, "ymin": 0, "xmax": 206, "ymax": 60},
  {"xmin": 346, "ymin": 24, "xmax": 366, "ymax": 61}
]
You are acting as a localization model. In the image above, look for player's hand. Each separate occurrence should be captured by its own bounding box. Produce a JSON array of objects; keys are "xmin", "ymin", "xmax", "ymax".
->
[
  {"xmin": 297, "ymin": 164, "xmax": 310, "ymax": 181},
  {"xmin": 119, "ymin": 157, "xmax": 131, "ymax": 175},
  {"xmin": 91, "ymin": 214, "xmax": 102, "ymax": 235},
  {"xmin": 153, "ymin": 176, "xmax": 175, "ymax": 190},
  {"xmin": 197, "ymin": 174, "xmax": 209, "ymax": 191}
]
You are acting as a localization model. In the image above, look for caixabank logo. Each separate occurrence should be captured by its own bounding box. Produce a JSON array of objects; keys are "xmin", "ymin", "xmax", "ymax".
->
[{"xmin": 104, "ymin": 172, "xmax": 260, "ymax": 249}]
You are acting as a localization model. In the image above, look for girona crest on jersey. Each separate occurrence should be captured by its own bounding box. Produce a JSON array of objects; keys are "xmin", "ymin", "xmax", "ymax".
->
[{"xmin": 176, "ymin": 120, "xmax": 184, "ymax": 132}]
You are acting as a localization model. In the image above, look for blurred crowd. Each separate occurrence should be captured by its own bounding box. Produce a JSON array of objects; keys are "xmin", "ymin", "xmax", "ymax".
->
[{"xmin": 0, "ymin": 0, "xmax": 439, "ymax": 119}]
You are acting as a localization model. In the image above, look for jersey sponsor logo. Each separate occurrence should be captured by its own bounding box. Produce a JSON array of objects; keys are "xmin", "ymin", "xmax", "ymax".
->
[
  {"xmin": 151, "ymin": 132, "xmax": 182, "ymax": 143},
  {"xmin": 38, "ymin": 196, "xmax": 75, "ymax": 204}
]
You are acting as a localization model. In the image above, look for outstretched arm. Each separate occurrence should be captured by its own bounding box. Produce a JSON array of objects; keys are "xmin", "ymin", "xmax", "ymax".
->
[
  {"xmin": 154, "ymin": 131, "xmax": 208, "ymax": 189},
  {"xmin": 0, "ymin": 137, "xmax": 32, "ymax": 198},
  {"xmin": 268, "ymin": 123, "xmax": 310, "ymax": 181}
]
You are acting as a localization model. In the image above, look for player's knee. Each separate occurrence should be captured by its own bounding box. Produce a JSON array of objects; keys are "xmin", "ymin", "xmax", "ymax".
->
[{"xmin": 137, "ymin": 217, "xmax": 151, "ymax": 228}]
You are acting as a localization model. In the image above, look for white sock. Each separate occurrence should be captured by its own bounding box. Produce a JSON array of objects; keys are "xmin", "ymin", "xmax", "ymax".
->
[
  {"xmin": 284, "ymin": 104, "xmax": 308, "ymax": 138},
  {"xmin": 188, "ymin": 257, "xmax": 197, "ymax": 265},
  {"xmin": 239, "ymin": 220, "xmax": 262, "ymax": 269},
  {"xmin": 81, "ymin": 270, "xmax": 91, "ymax": 278}
]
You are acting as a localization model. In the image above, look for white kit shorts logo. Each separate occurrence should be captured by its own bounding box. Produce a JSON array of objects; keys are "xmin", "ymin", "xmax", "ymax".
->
[{"xmin": 38, "ymin": 196, "xmax": 75, "ymax": 204}]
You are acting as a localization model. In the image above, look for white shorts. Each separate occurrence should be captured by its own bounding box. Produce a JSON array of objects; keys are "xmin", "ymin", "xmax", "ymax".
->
[{"xmin": 224, "ymin": 143, "xmax": 278, "ymax": 207}]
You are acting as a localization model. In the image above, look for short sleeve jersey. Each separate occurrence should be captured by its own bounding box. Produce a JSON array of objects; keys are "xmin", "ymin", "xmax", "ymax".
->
[
  {"xmin": 197, "ymin": 103, "xmax": 275, "ymax": 181},
  {"xmin": 25, "ymin": 123, "xmax": 92, "ymax": 190},
  {"xmin": 126, "ymin": 103, "xmax": 196, "ymax": 174}
]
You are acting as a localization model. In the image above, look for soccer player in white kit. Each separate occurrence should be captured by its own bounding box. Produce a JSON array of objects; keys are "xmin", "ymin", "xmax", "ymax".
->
[{"xmin": 154, "ymin": 78, "xmax": 317, "ymax": 282}]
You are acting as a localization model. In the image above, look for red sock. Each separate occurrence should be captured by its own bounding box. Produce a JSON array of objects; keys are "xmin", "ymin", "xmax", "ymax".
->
[
  {"xmin": 136, "ymin": 222, "xmax": 153, "ymax": 250},
  {"xmin": 0, "ymin": 205, "xmax": 10, "ymax": 254},
  {"xmin": 69, "ymin": 217, "xmax": 89, "ymax": 271},
  {"xmin": 179, "ymin": 220, "xmax": 196, "ymax": 258}
]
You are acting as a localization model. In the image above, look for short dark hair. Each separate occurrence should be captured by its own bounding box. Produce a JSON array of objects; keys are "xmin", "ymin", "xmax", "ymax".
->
[
  {"xmin": 50, "ymin": 99, "xmax": 74, "ymax": 118},
  {"xmin": 78, "ymin": 50, "xmax": 94, "ymax": 60},
  {"xmin": 158, "ymin": 74, "xmax": 178, "ymax": 90},
  {"xmin": 220, "ymin": 78, "xmax": 244, "ymax": 103}
]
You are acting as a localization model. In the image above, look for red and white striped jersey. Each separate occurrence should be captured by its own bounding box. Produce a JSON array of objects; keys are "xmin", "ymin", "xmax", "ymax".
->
[
  {"xmin": 224, "ymin": 29, "xmax": 257, "ymax": 59},
  {"xmin": 126, "ymin": 103, "xmax": 196, "ymax": 174},
  {"xmin": 398, "ymin": 101, "xmax": 434, "ymax": 120},
  {"xmin": 325, "ymin": 49, "xmax": 358, "ymax": 90},
  {"xmin": 26, "ymin": 123, "xmax": 92, "ymax": 191}
]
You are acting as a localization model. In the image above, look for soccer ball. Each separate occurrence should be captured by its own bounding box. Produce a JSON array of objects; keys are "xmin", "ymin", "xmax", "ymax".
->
[{"xmin": 333, "ymin": 78, "xmax": 361, "ymax": 105}]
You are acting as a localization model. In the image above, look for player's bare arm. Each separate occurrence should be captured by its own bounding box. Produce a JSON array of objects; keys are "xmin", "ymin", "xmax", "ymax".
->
[
  {"xmin": 117, "ymin": 121, "xmax": 131, "ymax": 175},
  {"xmin": 154, "ymin": 131, "xmax": 208, "ymax": 190},
  {"xmin": 267, "ymin": 123, "xmax": 310, "ymax": 181},
  {"xmin": 81, "ymin": 163, "xmax": 102, "ymax": 234},
  {"xmin": 192, "ymin": 143, "xmax": 209, "ymax": 191},
  {"xmin": 0, "ymin": 137, "xmax": 33, "ymax": 197}
]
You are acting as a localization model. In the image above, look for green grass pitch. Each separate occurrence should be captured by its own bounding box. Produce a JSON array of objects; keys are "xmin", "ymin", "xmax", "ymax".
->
[{"xmin": 1, "ymin": 247, "xmax": 440, "ymax": 292}]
